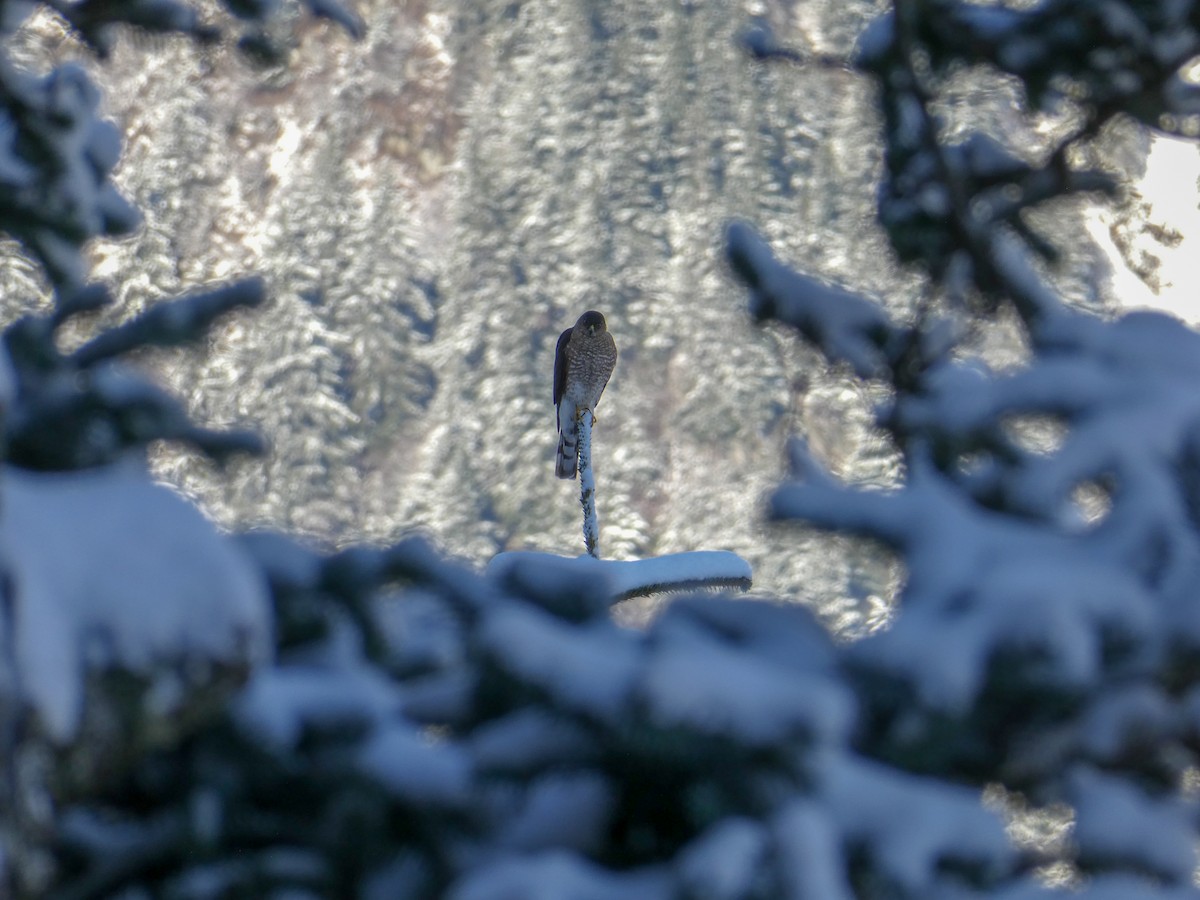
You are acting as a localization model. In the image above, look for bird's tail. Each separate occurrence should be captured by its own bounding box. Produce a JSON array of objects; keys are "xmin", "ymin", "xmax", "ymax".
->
[{"xmin": 556, "ymin": 435, "xmax": 577, "ymax": 479}]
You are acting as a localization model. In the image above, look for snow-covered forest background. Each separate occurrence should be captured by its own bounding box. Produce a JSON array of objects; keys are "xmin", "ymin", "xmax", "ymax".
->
[
  {"xmin": 7, "ymin": 0, "xmax": 966, "ymax": 621},
  {"xmin": 3, "ymin": 0, "xmax": 1193, "ymax": 615},
  {"xmin": 5, "ymin": 0, "xmax": 1200, "ymax": 896}
]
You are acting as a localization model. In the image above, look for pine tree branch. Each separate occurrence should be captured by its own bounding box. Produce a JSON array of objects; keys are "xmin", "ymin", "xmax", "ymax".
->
[{"xmin": 487, "ymin": 551, "xmax": 753, "ymax": 606}]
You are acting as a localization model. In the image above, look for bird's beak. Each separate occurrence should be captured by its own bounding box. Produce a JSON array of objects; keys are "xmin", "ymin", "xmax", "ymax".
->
[{"xmin": 588, "ymin": 324, "xmax": 596, "ymax": 334}]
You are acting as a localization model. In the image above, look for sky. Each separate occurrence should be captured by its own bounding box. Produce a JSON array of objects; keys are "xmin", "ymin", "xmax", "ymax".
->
[{"xmin": 1096, "ymin": 134, "xmax": 1200, "ymax": 324}]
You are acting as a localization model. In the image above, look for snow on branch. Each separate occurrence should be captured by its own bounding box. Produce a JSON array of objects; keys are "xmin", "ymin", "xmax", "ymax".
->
[
  {"xmin": 70, "ymin": 278, "xmax": 266, "ymax": 366},
  {"xmin": 0, "ymin": 462, "xmax": 270, "ymax": 897},
  {"xmin": 725, "ymin": 220, "xmax": 904, "ymax": 379},
  {"xmin": 206, "ymin": 533, "xmax": 1026, "ymax": 900},
  {"xmin": 488, "ymin": 550, "xmax": 752, "ymax": 605},
  {"xmin": 771, "ymin": 408, "xmax": 1179, "ymax": 787},
  {"xmin": 721, "ymin": 0, "xmax": 1200, "ymax": 868},
  {"xmin": 2, "ymin": 464, "xmax": 272, "ymax": 745},
  {"xmin": 0, "ymin": 0, "xmax": 361, "ymax": 302},
  {"xmin": 0, "ymin": 59, "xmax": 139, "ymax": 298},
  {"xmin": 4, "ymin": 281, "xmax": 265, "ymax": 470}
]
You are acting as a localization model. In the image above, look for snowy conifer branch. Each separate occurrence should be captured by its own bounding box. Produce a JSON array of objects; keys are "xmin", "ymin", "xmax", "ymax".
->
[
  {"xmin": 769, "ymin": 438, "xmax": 914, "ymax": 549},
  {"xmin": 2, "ymin": 281, "xmax": 267, "ymax": 470},
  {"xmin": 70, "ymin": 278, "xmax": 266, "ymax": 366},
  {"xmin": 853, "ymin": 0, "xmax": 1189, "ymax": 329},
  {"xmin": 578, "ymin": 407, "xmax": 600, "ymax": 558},
  {"xmin": 731, "ymin": 1, "xmax": 1200, "ymax": 862},
  {"xmin": 725, "ymin": 220, "xmax": 904, "ymax": 380},
  {"xmin": 0, "ymin": 0, "xmax": 361, "ymax": 299},
  {"xmin": 606, "ymin": 551, "xmax": 753, "ymax": 600},
  {"xmin": 29, "ymin": 0, "xmax": 362, "ymax": 59},
  {"xmin": 0, "ymin": 60, "xmax": 139, "ymax": 299},
  {"xmin": 488, "ymin": 550, "xmax": 753, "ymax": 605}
]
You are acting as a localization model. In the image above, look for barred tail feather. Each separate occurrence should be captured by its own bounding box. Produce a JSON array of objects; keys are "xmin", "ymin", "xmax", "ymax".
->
[{"xmin": 556, "ymin": 435, "xmax": 578, "ymax": 479}]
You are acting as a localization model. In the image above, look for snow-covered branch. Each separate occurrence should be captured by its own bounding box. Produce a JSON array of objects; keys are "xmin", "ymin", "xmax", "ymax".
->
[
  {"xmin": 70, "ymin": 278, "xmax": 266, "ymax": 366},
  {"xmin": 725, "ymin": 220, "xmax": 903, "ymax": 379},
  {"xmin": 488, "ymin": 549, "xmax": 753, "ymax": 604},
  {"xmin": 4, "ymin": 281, "xmax": 265, "ymax": 470}
]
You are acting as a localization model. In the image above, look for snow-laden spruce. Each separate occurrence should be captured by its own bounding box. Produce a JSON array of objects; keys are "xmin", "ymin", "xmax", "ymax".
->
[{"xmin": 5, "ymin": 464, "xmax": 271, "ymax": 743}]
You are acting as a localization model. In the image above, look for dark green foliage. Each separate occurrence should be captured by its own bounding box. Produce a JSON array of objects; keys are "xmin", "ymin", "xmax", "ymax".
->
[{"xmin": 3, "ymin": 279, "xmax": 265, "ymax": 469}]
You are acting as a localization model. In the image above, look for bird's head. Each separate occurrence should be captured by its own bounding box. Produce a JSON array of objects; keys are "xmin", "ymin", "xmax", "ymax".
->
[{"xmin": 578, "ymin": 310, "xmax": 606, "ymax": 335}]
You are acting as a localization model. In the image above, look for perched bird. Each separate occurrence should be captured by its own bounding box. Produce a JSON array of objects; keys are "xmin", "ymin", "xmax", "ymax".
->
[{"xmin": 554, "ymin": 310, "xmax": 618, "ymax": 479}]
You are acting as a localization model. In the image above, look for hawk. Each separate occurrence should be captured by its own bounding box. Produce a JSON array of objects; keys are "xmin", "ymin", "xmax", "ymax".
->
[{"xmin": 554, "ymin": 310, "xmax": 618, "ymax": 479}]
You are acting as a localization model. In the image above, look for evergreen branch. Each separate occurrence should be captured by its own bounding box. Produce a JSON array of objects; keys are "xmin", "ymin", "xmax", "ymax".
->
[
  {"xmin": 487, "ymin": 551, "xmax": 753, "ymax": 605},
  {"xmin": 613, "ymin": 574, "xmax": 752, "ymax": 603},
  {"xmin": 70, "ymin": 279, "xmax": 267, "ymax": 367}
]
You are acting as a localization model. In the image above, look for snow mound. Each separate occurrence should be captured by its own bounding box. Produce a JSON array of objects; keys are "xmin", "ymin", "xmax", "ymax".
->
[{"xmin": 3, "ymin": 464, "xmax": 271, "ymax": 742}]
